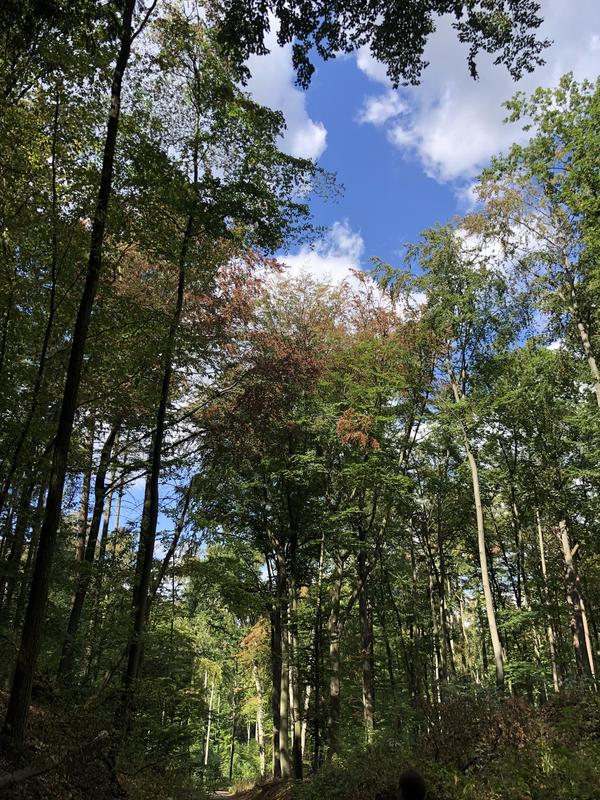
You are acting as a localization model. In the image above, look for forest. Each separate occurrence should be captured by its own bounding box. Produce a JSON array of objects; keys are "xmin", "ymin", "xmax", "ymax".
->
[{"xmin": 1, "ymin": 1, "xmax": 600, "ymax": 799}]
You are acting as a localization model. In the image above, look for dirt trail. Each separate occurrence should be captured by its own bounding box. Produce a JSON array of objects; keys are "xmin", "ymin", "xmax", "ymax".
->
[{"xmin": 209, "ymin": 782, "xmax": 292, "ymax": 800}]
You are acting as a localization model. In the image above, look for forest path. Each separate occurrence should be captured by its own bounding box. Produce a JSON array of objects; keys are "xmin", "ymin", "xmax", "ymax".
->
[{"xmin": 208, "ymin": 783, "xmax": 292, "ymax": 800}]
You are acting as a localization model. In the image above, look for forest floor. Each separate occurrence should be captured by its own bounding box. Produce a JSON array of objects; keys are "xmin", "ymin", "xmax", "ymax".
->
[{"xmin": 209, "ymin": 782, "xmax": 292, "ymax": 800}]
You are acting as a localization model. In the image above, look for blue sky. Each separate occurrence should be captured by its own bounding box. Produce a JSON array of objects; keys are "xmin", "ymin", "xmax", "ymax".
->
[{"xmin": 245, "ymin": 0, "xmax": 600, "ymax": 282}]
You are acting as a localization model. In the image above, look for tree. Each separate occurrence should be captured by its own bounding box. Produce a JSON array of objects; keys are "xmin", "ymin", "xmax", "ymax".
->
[{"xmin": 216, "ymin": 0, "xmax": 550, "ymax": 88}]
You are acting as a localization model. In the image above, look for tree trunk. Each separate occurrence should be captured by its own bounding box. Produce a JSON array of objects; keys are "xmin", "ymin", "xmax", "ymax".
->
[
  {"xmin": 278, "ymin": 568, "xmax": 291, "ymax": 779},
  {"xmin": 465, "ymin": 441, "xmax": 504, "ymax": 689},
  {"xmin": 252, "ymin": 660, "xmax": 265, "ymax": 777},
  {"xmin": 558, "ymin": 519, "xmax": 592, "ymax": 678},
  {"xmin": 0, "ymin": 89, "xmax": 61, "ymax": 521},
  {"xmin": 289, "ymin": 580, "xmax": 302, "ymax": 780},
  {"xmin": 270, "ymin": 597, "xmax": 282, "ymax": 779},
  {"xmin": 566, "ymin": 269, "xmax": 600, "ymax": 408},
  {"xmin": 358, "ymin": 534, "xmax": 375, "ymax": 739},
  {"xmin": 1, "ymin": 0, "xmax": 138, "ymax": 749},
  {"xmin": 229, "ymin": 685, "xmax": 237, "ymax": 781},
  {"xmin": 536, "ymin": 510, "xmax": 560, "ymax": 692},
  {"xmin": 120, "ymin": 208, "xmax": 194, "ymax": 714},
  {"xmin": 204, "ymin": 678, "xmax": 215, "ymax": 766},
  {"xmin": 311, "ymin": 532, "xmax": 324, "ymax": 772},
  {"xmin": 0, "ymin": 482, "xmax": 34, "ymax": 626},
  {"xmin": 75, "ymin": 420, "xmax": 95, "ymax": 562},
  {"xmin": 300, "ymin": 684, "xmax": 311, "ymax": 759},
  {"xmin": 13, "ymin": 477, "xmax": 47, "ymax": 632},
  {"xmin": 326, "ymin": 558, "xmax": 342, "ymax": 760},
  {"xmin": 58, "ymin": 422, "xmax": 120, "ymax": 679}
]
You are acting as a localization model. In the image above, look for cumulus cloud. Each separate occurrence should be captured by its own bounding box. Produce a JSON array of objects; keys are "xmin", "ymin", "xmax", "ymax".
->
[
  {"xmin": 356, "ymin": 0, "xmax": 600, "ymax": 182},
  {"xmin": 358, "ymin": 91, "xmax": 407, "ymax": 125},
  {"xmin": 246, "ymin": 27, "xmax": 327, "ymax": 161},
  {"xmin": 279, "ymin": 220, "xmax": 364, "ymax": 286}
]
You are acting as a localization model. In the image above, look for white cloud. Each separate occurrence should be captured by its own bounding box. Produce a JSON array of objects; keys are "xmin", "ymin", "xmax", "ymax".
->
[
  {"xmin": 358, "ymin": 91, "xmax": 407, "ymax": 125},
  {"xmin": 356, "ymin": 0, "xmax": 600, "ymax": 182},
  {"xmin": 246, "ymin": 27, "xmax": 327, "ymax": 161},
  {"xmin": 279, "ymin": 220, "xmax": 364, "ymax": 286},
  {"xmin": 454, "ymin": 181, "xmax": 480, "ymax": 211}
]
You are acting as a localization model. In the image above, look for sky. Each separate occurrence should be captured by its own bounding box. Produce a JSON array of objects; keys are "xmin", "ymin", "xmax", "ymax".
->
[{"xmin": 245, "ymin": 0, "xmax": 600, "ymax": 284}]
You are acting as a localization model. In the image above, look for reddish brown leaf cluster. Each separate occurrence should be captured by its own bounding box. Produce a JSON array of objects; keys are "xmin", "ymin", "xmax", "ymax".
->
[{"xmin": 336, "ymin": 408, "xmax": 380, "ymax": 451}]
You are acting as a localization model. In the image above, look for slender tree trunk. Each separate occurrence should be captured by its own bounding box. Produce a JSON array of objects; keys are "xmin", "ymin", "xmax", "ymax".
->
[
  {"xmin": 558, "ymin": 519, "xmax": 589, "ymax": 677},
  {"xmin": 429, "ymin": 572, "xmax": 442, "ymax": 704},
  {"xmin": 1, "ymin": 0, "xmax": 137, "ymax": 749},
  {"xmin": 278, "ymin": 567, "xmax": 291, "ymax": 779},
  {"xmin": 311, "ymin": 532, "xmax": 324, "ymax": 772},
  {"xmin": 0, "ymin": 482, "xmax": 34, "ymax": 626},
  {"xmin": 536, "ymin": 510, "xmax": 560, "ymax": 692},
  {"xmin": 300, "ymin": 684, "xmax": 311, "ymax": 759},
  {"xmin": 462, "ymin": 431, "xmax": 504, "ymax": 688},
  {"xmin": 204, "ymin": 678, "xmax": 215, "ymax": 766},
  {"xmin": 290, "ymin": 580, "xmax": 302, "ymax": 780},
  {"xmin": 75, "ymin": 420, "xmax": 95, "ymax": 562},
  {"xmin": 58, "ymin": 422, "xmax": 119, "ymax": 679},
  {"xmin": 0, "ymin": 90, "xmax": 61, "ymax": 521},
  {"xmin": 270, "ymin": 598, "xmax": 282, "ymax": 779},
  {"xmin": 149, "ymin": 481, "xmax": 192, "ymax": 607},
  {"xmin": 229, "ymin": 685, "xmax": 237, "ymax": 781},
  {"xmin": 566, "ymin": 269, "xmax": 600, "ymax": 408},
  {"xmin": 252, "ymin": 660, "xmax": 265, "ymax": 777},
  {"xmin": 327, "ymin": 558, "xmax": 342, "ymax": 760},
  {"xmin": 580, "ymin": 595, "xmax": 597, "ymax": 686},
  {"xmin": 13, "ymin": 477, "xmax": 47, "ymax": 632},
  {"xmin": 358, "ymin": 532, "xmax": 375, "ymax": 739},
  {"xmin": 449, "ymin": 372, "xmax": 504, "ymax": 689},
  {"xmin": 120, "ymin": 208, "xmax": 194, "ymax": 714}
]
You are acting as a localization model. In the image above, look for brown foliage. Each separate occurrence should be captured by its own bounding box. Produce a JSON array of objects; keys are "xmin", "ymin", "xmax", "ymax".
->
[{"xmin": 336, "ymin": 408, "xmax": 380, "ymax": 451}]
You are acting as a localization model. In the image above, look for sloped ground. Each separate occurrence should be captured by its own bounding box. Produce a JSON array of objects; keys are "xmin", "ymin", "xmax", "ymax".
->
[{"xmin": 0, "ymin": 690, "xmax": 117, "ymax": 800}]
